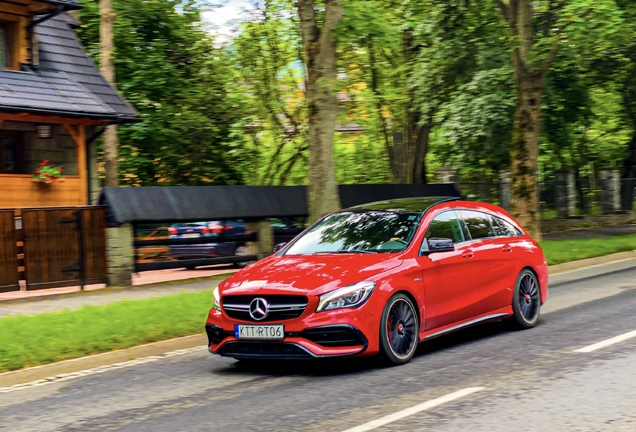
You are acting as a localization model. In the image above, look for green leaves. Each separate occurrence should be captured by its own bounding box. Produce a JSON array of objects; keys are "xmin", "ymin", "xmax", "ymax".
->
[{"xmin": 77, "ymin": 0, "xmax": 246, "ymax": 186}]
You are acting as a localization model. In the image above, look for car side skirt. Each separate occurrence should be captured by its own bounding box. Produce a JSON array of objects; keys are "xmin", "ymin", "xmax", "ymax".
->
[{"xmin": 420, "ymin": 306, "xmax": 513, "ymax": 341}]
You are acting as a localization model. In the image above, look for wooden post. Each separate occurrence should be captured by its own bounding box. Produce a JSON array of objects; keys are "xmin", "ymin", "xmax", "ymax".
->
[
  {"xmin": 63, "ymin": 123, "xmax": 89, "ymax": 205},
  {"xmin": 77, "ymin": 125, "xmax": 88, "ymax": 205},
  {"xmin": 245, "ymin": 220, "xmax": 273, "ymax": 260}
]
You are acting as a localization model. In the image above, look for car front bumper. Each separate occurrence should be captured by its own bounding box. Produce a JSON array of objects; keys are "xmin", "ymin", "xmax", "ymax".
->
[{"xmin": 205, "ymin": 305, "xmax": 379, "ymax": 360}]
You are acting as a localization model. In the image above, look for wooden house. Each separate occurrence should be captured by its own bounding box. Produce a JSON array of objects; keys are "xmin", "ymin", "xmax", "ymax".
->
[{"xmin": 0, "ymin": 0, "xmax": 140, "ymax": 209}]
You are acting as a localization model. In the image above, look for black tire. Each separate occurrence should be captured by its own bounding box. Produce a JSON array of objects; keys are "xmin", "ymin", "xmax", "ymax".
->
[
  {"xmin": 504, "ymin": 269, "xmax": 541, "ymax": 330},
  {"xmin": 379, "ymin": 293, "xmax": 419, "ymax": 365}
]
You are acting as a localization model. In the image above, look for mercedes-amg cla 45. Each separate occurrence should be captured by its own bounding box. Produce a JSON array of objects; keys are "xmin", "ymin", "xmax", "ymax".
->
[{"xmin": 205, "ymin": 196, "xmax": 548, "ymax": 365}]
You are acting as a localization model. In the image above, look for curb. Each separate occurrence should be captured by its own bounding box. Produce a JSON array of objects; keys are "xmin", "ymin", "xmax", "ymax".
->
[
  {"xmin": 2, "ymin": 251, "xmax": 636, "ymax": 389},
  {"xmin": 548, "ymin": 250, "xmax": 636, "ymax": 275},
  {"xmin": 0, "ymin": 334, "xmax": 207, "ymax": 389}
]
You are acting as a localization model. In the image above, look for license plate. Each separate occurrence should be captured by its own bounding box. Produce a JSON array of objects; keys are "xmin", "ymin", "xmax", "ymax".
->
[
  {"xmin": 235, "ymin": 324, "xmax": 284, "ymax": 340},
  {"xmin": 182, "ymin": 233, "xmax": 200, "ymax": 239}
]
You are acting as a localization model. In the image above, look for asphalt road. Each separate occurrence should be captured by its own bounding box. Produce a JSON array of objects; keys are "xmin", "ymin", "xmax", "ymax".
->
[{"xmin": 2, "ymin": 268, "xmax": 636, "ymax": 432}]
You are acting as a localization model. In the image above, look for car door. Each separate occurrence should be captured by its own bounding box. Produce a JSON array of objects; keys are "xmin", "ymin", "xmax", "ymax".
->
[
  {"xmin": 458, "ymin": 210, "xmax": 518, "ymax": 316},
  {"xmin": 483, "ymin": 215, "xmax": 523, "ymax": 311},
  {"xmin": 418, "ymin": 210, "xmax": 482, "ymax": 331}
]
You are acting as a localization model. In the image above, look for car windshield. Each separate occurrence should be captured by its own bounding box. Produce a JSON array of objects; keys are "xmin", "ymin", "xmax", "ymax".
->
[{"xmin": 284, "ymin": 211, "xmax": 422, "ymax": 255}]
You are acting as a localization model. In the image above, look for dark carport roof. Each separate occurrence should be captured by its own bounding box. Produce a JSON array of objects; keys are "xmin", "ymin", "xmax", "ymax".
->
[{"xmin": 98, "ymin": 184, "xmax": 461, "ymax": 226}]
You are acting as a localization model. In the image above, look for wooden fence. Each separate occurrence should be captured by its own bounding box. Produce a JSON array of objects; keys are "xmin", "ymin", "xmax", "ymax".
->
[{"xmin": 0, "ymin": 207, "xmax": 107, "ymax": 292}]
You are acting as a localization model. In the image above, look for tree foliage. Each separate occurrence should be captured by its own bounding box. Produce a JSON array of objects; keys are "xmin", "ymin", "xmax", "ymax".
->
[
  {"xmin": 74, "ymin": 0, "xmax": 636, "ymax": 225},
  {"xmin": 77, "ymin": 0, "xmax": 247, "ymax": 186}
]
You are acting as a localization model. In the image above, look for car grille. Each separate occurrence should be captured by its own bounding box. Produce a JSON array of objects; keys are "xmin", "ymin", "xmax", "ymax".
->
[
  {"xmin": 217, "ymin": 342, "xmax": 314, "ymax": 360},
  {"xmin": 301, "ymin": 326, "xmax": 367, "ymax": 348},
  {"xmin": 222, "ymin": 295, "xmax": 308, "ymax": 322}
]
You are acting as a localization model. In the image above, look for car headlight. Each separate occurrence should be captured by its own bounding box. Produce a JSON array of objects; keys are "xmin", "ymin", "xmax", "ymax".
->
[
  {"xmin": 316, "ymin": 281, "xmax": 375, "ymax": 312},
  {"xmin": 212, "ymin": 286, "xmax": 221, "ymax": 311}
]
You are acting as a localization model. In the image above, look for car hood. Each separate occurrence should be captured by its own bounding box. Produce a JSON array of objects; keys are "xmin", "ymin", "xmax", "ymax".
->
[{"xmin": 222, "ymin": 254, "xmax": 403, "ymax": 296}]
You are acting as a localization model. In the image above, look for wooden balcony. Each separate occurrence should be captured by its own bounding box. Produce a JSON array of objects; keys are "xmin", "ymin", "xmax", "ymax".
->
[{"xmin": 0, "ymin": 174, "xmax": 85, "ymax": 209}]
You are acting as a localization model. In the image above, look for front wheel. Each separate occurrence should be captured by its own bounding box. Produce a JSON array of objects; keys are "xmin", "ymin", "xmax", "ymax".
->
[
  {"xmin": 379, "ymin": 293, "xmax": 419, "ymax": 365},
  {"xmin": 505, "ymin": 269, "xmax": 541, "ymax": 330}
]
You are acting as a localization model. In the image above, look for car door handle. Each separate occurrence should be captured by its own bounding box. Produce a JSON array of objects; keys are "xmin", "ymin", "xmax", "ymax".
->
[
  {"xmin": 502, "ymin": 245, "xmax": 513, "ymax": 253},
  {"xmin": 462, "ymin": 251, "xmax": 474, "ymax": 259}
]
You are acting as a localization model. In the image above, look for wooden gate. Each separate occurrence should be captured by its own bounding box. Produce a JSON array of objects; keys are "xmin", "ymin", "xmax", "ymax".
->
[
  {"xmin": 22, "ymin": 207, "xmax": 107, "ymax": 290},
  {"xmin": 0, "ymin": 210, "xmax": 19, "ymax": 292},
  {"xmin": 82, "ymin": 207, "xmax": 108, "ymax": 285}
]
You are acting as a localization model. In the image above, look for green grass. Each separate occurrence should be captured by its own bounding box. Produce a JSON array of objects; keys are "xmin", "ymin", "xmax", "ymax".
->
[
  {"xmin": 540, "ymin": 234, "xmax": 636, "ymax": 265},
  {"xmin": 0, "ymin": 291, "xmax": 213, "ymax": 373}
]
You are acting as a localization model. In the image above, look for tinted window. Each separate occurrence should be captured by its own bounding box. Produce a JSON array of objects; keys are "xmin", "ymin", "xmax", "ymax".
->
[
  {"xmin": 459, "ymin": 210, "xmax": 493, "ymax": 240},
  {"xmin": 491, "ymin": 216, "xmax": 522, "ymax": 237},
  {"xmin": 284, "ymin": 211, "xmax": 421, "ymax": 255},
  {"xmin": 424, "ymin": 211, "xmax": 465, "ymax": 244}
]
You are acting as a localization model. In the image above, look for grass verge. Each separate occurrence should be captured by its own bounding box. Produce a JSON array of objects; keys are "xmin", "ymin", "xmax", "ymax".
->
[
  {"xmin": 540, "ymin": 234, "xmax": 636, "ymax": 265},
  {"xmin": 0, "ymin": 291, "xmax": 212, "ymax": 374}
]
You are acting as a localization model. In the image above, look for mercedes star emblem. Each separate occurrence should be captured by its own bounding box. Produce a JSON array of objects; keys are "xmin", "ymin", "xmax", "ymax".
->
[{"xmin": 249, "ymin": 297, "xmax": 270, "ymax": 321}]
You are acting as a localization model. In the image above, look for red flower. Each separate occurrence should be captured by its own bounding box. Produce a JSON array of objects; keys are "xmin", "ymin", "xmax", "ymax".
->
[
  {"xmin": 34, "ymin": 170, "xmax": 41, "ymax": 175},
  {"xmin": 40, "ymin": 160, "xmax": 49, "ymax": 167},
  {"xmin": 58, "ymin": 168, "xmax": 63, "ymax": 173}
]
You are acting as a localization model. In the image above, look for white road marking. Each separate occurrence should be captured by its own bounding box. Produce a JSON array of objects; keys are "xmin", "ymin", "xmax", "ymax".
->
[
  {"xmin": 340, "ymin": 387, "xmax": 485, "ymax": 432},
  {"xmin": 574, "ymin": 329, "xmax": 636, "ymax": 353},
  {"xmin": 0, "ymin": 346, "xmax": 206, "ymax": 394}
]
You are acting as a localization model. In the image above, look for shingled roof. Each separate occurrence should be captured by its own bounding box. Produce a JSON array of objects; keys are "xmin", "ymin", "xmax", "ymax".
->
[{"xmin": 0, "ymin": 11, "xmax": 140, "ymax": 123}]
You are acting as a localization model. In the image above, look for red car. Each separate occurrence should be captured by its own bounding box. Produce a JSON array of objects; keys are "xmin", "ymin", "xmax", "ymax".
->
[{"xmin": 205, "ymin": 196, "xmax": 548, "ymax": 365}]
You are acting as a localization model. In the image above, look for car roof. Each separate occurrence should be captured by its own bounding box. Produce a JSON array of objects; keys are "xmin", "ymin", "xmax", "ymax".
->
[{"xmin": 344, "ymin": 196, "xmax": 461, "ymax": 213}]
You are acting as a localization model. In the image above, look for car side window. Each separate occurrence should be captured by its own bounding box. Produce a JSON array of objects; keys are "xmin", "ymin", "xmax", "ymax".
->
[
  {"xmin": 491, "ymin": 216, "xmax": 522, "ymax": 237},
  {"xmin": 458, "ymin": 210, "xmax": 493, "ymax": 240},
  {"xmin": 490, "ymin": 216, "xmax": 511, "ymax": 237},
  {"xmin": 424, "ymin": 211, "xmax": 465, "ymax": 245}
]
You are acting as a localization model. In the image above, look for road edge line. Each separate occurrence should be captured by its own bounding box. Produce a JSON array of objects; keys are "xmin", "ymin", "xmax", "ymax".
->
[
  {"xmin": 340, "ymin": 387, "xmax": 485, "ymax": 432},
  {"xmin": 0, "ymin": 333, "xmax": 207, "ymax": 388}
]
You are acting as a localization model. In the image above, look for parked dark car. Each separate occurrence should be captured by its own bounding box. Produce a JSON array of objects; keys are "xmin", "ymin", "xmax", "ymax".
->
[{"xmin": 168, "ymin": 218, "xmax": 304, "ymax": 269}]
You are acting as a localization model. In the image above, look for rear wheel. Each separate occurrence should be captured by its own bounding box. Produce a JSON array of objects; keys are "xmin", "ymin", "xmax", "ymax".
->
[
  {"xmin": 379, "ymin": 293, "xmax": 419, "ymax": 365},
  {"xmin": 505, "ymin": 269, "xmax": 541, "ymax": 330}
]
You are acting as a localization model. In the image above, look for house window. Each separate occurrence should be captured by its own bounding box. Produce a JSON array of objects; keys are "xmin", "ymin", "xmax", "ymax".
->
[
  {"xmin": 0, "ymin": 131, "xmax": 25, "ymax": 174},
  {"xmin": 0, "ymin": 24, "xmax": 10, "ymax": 68}
]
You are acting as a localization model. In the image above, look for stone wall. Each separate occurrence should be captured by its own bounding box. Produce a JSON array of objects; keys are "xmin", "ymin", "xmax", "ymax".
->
[{"xmin": 106, "ymin": 223, "xmax": 134, "ymax": 286}]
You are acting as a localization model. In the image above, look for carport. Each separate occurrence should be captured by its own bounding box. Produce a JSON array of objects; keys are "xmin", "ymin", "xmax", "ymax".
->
[{"xmin": 98, "ymin": 183, "xmax": 461, "ymax": 285}]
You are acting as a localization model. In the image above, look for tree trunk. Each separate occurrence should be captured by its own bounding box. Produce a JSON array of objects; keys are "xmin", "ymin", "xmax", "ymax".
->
[
  {"xmin": 510, "ymin": 68, "xmax": 543, "ymax": 240},
  {"xmin": 496, "ymin": 0, "xmax": 551, "ymax": 240},
  {"xmin": 100, "ymin": 0, "xmax": 119, "ymax": 187},
  {"xmin": 297, "ymin": 0, "xmax": 343, "ymax": 222},
  {"xmin": 412, "ymin": 119, "xmax": 431, "ymax": 184}
]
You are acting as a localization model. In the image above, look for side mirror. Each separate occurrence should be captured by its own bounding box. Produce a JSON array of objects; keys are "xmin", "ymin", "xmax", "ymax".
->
[
  {"xmin": 273, "ymin": 242, "xmax": 287, "ymax": 253},
  {"xmin": 426, "ymin": 238, "xmax": 455, "ymax": 254}
]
